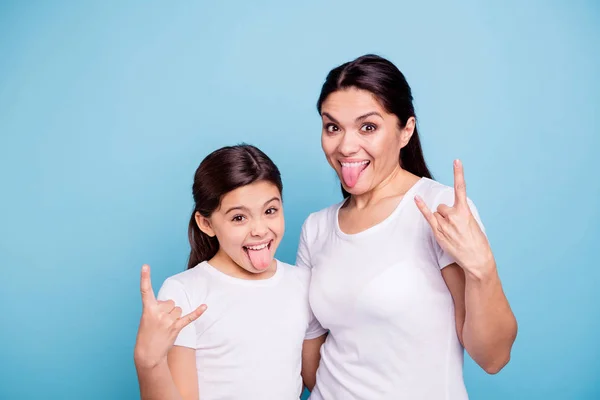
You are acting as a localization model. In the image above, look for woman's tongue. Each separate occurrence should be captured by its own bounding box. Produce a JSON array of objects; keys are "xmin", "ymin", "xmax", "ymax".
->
[
  {"xmin": 247, "ymin": 246, "xmax": 271, "ymax": 271},
  {"xmin": 341, "ymin": 163, "xmax": 367, "ymax": 188}
]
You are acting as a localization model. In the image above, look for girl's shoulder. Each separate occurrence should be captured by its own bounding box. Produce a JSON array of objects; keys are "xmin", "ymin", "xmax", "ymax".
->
[
  {"xmin": 159, "ymin": 262, "xmax": 211, "ymax": 295},
  {"xmin": 277, "ymin": 259, "xmax": 312, "ymax": 288}
]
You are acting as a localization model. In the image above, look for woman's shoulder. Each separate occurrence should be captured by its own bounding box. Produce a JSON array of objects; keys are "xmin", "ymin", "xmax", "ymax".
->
[
  {"xmin": 415, "ymin": 177, "xmax": 456, "ymax": 206},
  {"xmin": 301, "ymin": 200, "xmax": 344, "ymax": 231}
]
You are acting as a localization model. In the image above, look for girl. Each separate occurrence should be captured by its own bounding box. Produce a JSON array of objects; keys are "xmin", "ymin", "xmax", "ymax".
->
[{"xmin": 133, "ymin": 144, "xmax": 327, "ymax": 400}]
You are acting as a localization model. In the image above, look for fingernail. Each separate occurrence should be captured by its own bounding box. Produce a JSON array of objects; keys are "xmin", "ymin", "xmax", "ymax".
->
[
  {"xmin": 142, "ymin": 265, "xmax": 148, "ymax": 272},
  {"xmin": 454, "ymin": 159, "xmax": 461, "ymax": 166},
  {"xmin": 414, "ymin": 195, "xmax": 421, "ymax": 203}
]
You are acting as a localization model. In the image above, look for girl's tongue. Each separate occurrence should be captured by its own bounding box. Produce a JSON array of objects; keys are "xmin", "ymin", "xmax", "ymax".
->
[
  {"xmin": 246, "ymin": 245, "xmax": 271, "ymax": 271},
  {"xmin": 341, "ymin": 162, "xmax": 369, "ymax": 188}
]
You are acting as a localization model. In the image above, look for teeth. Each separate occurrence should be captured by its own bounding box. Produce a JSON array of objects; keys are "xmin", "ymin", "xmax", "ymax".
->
[
  {"xmin": 246, "ymin": 242, "xmax": 269, "ymax": 251},
  {"xmin": 341, "ymin": 161, "xmax": 369, "ymax": 167}
]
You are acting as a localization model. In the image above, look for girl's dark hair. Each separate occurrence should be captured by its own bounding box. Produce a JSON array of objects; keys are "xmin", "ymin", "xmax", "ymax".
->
[
  {"xmin": 317, "ymin": 54, "xmax": 433, "ymax": 198},
  {"xmin": 187, "ymin": 144, "xmax": 282, "ymax": 269}
]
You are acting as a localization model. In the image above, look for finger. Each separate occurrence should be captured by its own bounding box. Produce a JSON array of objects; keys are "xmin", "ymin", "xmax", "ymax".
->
[
  {"xmin": 453, "ymin": 159, "xmax": 468, "ymax": 207},
  {"xmin": 140, "ymin": 265, "xmax": 156, "ymax": 305},
  {"xmin": 415, "ymin": 195, "xmax": 439, "ymax": 231},
  {"xmin": 433, "ymin": 212, "xmax": 451, "ymax": 235},
  {"xmin": 437, "ymin": 204, "xmax": 452, "ymax": 218},
  {"xmin": 157, "ymin": 300, "xmax": 176, "ymax": 313},
  {"xmin": 170, "ymin": 306, "xmax": 183, "ymax": 318},
  {"xmin": 175, "ymin": 304, "xmax": 207, "ymax": 332},
  {"xmin": 435, "ymin": 211, "xmax": 459, "ymax": 238}
]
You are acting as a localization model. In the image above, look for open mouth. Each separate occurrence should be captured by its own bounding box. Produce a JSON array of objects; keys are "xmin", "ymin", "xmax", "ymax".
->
[
  {"xmin": 243, "ymin": 240, "xmax": 272, "ymax": 253},
  {"xmin": 339, "ymin": 160, "xmax": 370, "ymax": 188},
  {"xmin": 243, "ymin": 240, "xmax": 274, "ymax": 271}
]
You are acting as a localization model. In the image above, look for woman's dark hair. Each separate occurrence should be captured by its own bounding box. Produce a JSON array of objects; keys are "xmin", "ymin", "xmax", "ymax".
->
[
  {"xmin": 317, "ymin": 54, "xmax": 433, "ymax": 198},
  {"xmin": 187, "ymin": 144, "xmax": 282, "ymax": 269}
]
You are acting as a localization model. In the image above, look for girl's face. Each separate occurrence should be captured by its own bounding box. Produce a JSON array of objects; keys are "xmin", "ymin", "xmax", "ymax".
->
[
  {"xmin": 196, "ymin": 180, "xmax": 284, "ymax": 276},
  {"xmin": 320, "ymin": 87, "xmax": 415, "ymax": 196}
]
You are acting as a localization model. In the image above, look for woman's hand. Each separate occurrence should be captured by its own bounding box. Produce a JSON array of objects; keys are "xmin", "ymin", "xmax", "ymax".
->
[
  {"xmin": 133, "ymin": 265, "xmax": 207, "ymax": 369},
  {"xmin": 415, "ymin": 160, "xmax": 495, "ymax": 279}
]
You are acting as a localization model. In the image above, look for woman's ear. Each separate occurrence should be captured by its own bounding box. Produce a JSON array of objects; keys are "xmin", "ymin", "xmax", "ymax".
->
[{"xmin": 400, "ymin": 116, "xmax": 416, "ymax": 147}]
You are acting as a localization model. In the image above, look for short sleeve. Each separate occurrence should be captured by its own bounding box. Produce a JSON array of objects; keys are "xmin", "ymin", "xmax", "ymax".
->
[
  {"xmin": 432, "ymin": 189, "xmax": 487, "ymax": 270},
  {"xmin": 305, "ymin": 307, "xmax": 328, "ymax": 340},
  {"xmin": 156, "ymin": 278, "xmax": 196, "ymax": 349},
  {"xmin": 296, "ymin": 216, "xmax": 327, "ymax": 339},
  {"xmin": 302, "ymin": 267, "xmax": 327, "ymax": 339},
  {"xmin": 295, "ymin": 218, "xmax": 312, "ymax": 270}
]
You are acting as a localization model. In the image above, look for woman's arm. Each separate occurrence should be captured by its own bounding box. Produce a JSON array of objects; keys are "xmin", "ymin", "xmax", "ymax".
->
[
  {"xmin": 442, "ymin": 263, "xmax": 517, "ymax": 373},
  {"xmin": 415, "ymin": 160, "xmax": 517, "ymax": 374},
  {"xmin": 296, "ymin": 217, "xmax": 329, "ymax": 388},
  {"xmin": 301, "ymin": 334, "xmax": 327, "ymax": 391}
]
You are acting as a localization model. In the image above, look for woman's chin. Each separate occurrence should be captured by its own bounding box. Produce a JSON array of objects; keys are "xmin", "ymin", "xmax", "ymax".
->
[{"xmin": 342, "ymin": 182, "xmax": 370, "ymax": 196}]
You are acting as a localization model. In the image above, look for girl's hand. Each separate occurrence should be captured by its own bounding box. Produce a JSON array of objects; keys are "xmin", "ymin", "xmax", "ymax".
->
[{"xmin": 133, "ymin": 265, "xmax": 207, "ymax": 369}]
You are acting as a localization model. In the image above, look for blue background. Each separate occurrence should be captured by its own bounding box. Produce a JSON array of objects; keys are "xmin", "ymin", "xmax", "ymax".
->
[{"xmin": 1, "ymin": 1, "xmax": 598, "ymax": 399}]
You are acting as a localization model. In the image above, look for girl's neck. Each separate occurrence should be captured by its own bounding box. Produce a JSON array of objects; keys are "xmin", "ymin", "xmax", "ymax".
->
[{"xmin": 209, "ymin": 249, "xmax": 277, "ymax": 280}]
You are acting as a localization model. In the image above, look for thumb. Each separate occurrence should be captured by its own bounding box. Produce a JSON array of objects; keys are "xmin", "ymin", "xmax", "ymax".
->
[
  {"xmin": 175, "ymin": 304, "xmax": 207, "ymax": 332},
  {"xmin": 415, "ymin": 195, "xmax": 438, "ymax": 231}
]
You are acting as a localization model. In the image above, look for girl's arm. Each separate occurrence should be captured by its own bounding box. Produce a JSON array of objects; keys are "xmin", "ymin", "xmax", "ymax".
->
[
  {"xmin": 135, "ymin": 347, "xmax": 198, "ymax": 400},
  {"xmin": 134, "ymin": 265, "xmax": 206, "ymax": 399}
]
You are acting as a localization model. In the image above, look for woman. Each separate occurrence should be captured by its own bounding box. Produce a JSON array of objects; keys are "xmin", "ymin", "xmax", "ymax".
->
[{"xmin": 297, "ymin": 54, "xmax": 518, "ymax": 399}]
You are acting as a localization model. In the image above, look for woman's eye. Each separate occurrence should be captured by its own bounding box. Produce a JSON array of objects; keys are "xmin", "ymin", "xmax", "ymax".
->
[
  {"xmin": 266, "ymin": 207, "xmax": 278, "ymax": 215},
  {"xmin": 325, "ymin": 123, "xmax": 339, "ymax": 133},
  {"xmin": 360, "ymin": 123, "xmax": 377, "ymax": 132},
  {"xmin": 232, "ymin": 215, "xmax": 246, "ymax": 222}
]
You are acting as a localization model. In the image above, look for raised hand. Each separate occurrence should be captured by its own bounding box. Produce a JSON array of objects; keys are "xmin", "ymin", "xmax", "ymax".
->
[
  {"xmin": 133, "ymin": 265, "xmax": 207, "ymax": 369},
  {"xmin": 414, "ymin": 160, "xmax": 494, "ymax": 278}
]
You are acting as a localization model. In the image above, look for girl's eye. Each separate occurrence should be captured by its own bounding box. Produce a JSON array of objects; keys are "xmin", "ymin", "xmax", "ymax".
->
[
  {"xmin": 325, "ymin": 123, "xmax": 339, "ymax": 133},
  {"xmin": 360, "ymin": 123, "xmax": 377, "ymax": 133},
  {"xmin": 232, "ymin": 215, "xmax": 246, "ymax": 222},
  {"xmin": 266, "ymin": 207, "xmax": 278, "ymax": 215}
]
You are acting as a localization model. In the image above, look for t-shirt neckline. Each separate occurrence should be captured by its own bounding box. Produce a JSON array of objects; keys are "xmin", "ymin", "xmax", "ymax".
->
[
  {"xmin": 201, "ymin": 259, "xmax": 284, "ymax": 287},
  {"xmin": 334, "ymin": 177, "xmax": 426, "ymax": 240}
]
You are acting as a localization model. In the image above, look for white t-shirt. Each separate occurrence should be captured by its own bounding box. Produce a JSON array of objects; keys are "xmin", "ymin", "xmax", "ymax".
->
[
  {"xmin": 157, "ymin": 259, "xmax": 327, "ymax": 400},
  {"xmin": 296, "ymin": 177, "xmax": 485, "ymax": 400}
]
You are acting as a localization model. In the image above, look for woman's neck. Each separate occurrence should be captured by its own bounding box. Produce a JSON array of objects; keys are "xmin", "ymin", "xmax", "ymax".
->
[{"xmin": 350, "ymin": 165, "xmax": 421, "ymax": 210}]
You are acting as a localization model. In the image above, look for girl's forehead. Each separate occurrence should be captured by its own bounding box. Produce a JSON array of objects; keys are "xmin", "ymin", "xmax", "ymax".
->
[{"xmin": 219, "ymin": 182, "xmax": 282, "ymax": 211}]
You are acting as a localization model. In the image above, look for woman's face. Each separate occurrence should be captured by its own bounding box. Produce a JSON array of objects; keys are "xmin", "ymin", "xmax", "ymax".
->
[{"xmin": 320, "ymin": 87, "xmax": 415, "ymax": 196}]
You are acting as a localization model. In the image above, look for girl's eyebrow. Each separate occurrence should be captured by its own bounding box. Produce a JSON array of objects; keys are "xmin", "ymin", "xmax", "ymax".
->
[{"xmin": 224, "ymin": 197, "xmax": 280, "ymax": 214}]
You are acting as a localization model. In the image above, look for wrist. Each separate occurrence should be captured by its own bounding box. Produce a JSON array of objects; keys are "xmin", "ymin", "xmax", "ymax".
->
[
  {"xmin": 464, "ymin": 258, "xmax": 497, "ymax": 283},
  {"xmin": 134, "ymin": 349, "xmax": 167, "ymax": 371}
]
